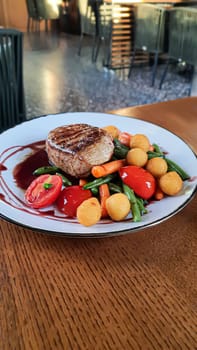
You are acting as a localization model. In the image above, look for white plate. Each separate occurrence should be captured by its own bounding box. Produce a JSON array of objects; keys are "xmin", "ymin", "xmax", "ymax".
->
[{"xmin": 0, "ymin": 112, "xmax": 196, "ymax": 237}]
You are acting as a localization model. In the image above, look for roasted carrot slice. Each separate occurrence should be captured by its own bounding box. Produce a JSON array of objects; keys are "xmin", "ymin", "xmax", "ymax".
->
[
  {"xmin": 99, "ymin": 184, "xmax": 110, "ymax": 218},
  {"xmin": 91, "ymin": 159, "xmax": 126, "ymax": 178}
]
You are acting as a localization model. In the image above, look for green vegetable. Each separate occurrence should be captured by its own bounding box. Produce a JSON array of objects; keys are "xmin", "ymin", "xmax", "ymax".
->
[
  {"xmin": 56, "ymin": 172, "xmax": 72, "ymax": 186},
  {"xmin": 83, "ymin": 174, "xmax": 115, "ymax": 190},
  {"xmin": 113, "ymin": 138, "xmax": 129, "ymax": 159},
  {"xmin": 33, "ymin": 166, "xmax": 60, "ymax": 176},
  {"xmin": 43, "ymin": 182, "xmax": 53, "ymax": 189},
  {"xmin": 152, "ymin": 143, "xmax": 162, "ymax": 154},
  {"xmin": 108, "ymin": 182, "xmax": 123, "ymax": 193},
  {"xmin": 122, "ymin": 183, "xmax": 141, "ymax": 222},
  {"xmin": 91, "ymin": 187, "xmax": 99, "ymax": 196},
  {"xmin": 165, "ymin": 158, "xmax": 190, "ymax": 181},
  {"xmin": 147, "ymin": 151, "xmax": 165, "ymax": 160},
  {"xmin": 136, "ymin": 197, "xmax": 148, "ymax": 215}
]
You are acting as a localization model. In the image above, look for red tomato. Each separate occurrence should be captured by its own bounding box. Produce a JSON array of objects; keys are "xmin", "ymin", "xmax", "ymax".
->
[
  {"xmin": 119, "ymin": 165, "xmax": 156, "ymax": 200},
  {"xmin": 25, "ymin": 174, "xmax": 63, "ymax": 209},
  {"xmin": 56, "ymin": 185, "xmax": 92, "ymax": 217}
]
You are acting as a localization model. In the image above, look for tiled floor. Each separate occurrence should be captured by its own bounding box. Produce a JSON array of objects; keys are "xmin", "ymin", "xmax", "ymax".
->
[{"xmin": 23, "ymin": 31, "xmax": 194, "ymax": 119}]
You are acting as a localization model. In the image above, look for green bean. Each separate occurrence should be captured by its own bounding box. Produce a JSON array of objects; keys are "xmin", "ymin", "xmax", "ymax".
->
[
  {"xmin": 108, "ymin": 182, "xmax": 123, "ymax": 193},
  {"xmin": 136, "ymin": 197, "xmax": 148, "ymax": 215},
  {"xmin": 33, "ymin": 166, "xmax": 60, "ymax": 176},
  {"xmin": 147, "ymin": 151, "xmax": 165, "ymax": 160},
  {"xmin": 152, "ymin": 143, "xmax": 163, "ymax": 154},
  {"xmin": 165, "ymin": 158, "xmax": 190, "ymax": 181},
  {"xmin": 83, "ymin": 174, "xmax": 115, "ymax": 190},
  {"xmin": 122, "ymin": 183, "xmax": 141, "ymax": 222},
  {"xmin": 56, "ymin": 172, "xmax": 72, "ymax": 186},
  {"xmin": 113, "ymin": 138, "xmax": 129, "ymax": 159},
  {"xmin": 91, "ymin": 187, "xmax": 99, "ymax": 196}
]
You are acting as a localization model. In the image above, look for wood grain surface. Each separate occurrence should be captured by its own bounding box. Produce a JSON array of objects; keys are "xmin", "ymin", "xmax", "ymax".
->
[{"xmin": 0, "ymin": 97, "xmax": 197, "ymax": 349}]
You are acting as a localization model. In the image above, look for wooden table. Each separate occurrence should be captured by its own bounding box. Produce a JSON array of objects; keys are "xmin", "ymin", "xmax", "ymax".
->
[{"xmin": 0, "ymin": 97, "xmax": 197, "ymax": 349}]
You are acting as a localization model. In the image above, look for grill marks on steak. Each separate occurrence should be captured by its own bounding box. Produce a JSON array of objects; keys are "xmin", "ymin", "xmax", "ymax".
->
[
  {"xmin": 48, "ymin": 124, "xmax": 103, "ymax": 155},
  {"xmin": 46, "ymin": 123, "xmax": 114, "ymax": 178}
]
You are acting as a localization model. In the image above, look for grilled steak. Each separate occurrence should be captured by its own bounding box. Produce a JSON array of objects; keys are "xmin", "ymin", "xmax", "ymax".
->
[{"xmin": 46, "ymin": 123, "xmax": 114, "ymax": 177}]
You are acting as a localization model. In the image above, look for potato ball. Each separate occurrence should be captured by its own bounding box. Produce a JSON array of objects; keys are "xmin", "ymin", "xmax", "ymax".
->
[
  {"xmin": 130, "ymin": 134, "xmax": 150, "ymax": 152},
  {"xmin": 126, "ymin": 148, "xmax": 148, "ymax": 167},
  {"xmin": 146, "ymin": 157, "xmax": 168, "ymax": 177},
  {"xmin": 158, "ymin": 171, "xmax": 183, "ymax": 196},
  {"xmin": 77, "ymin": 198, "xmax": 102, "ymax": 226},
  {"xmin": 106, "ymin": 193, "xmax": 130, "ymax": 221},
  {"xmin": 102, "ymin": 125, "xmax": 120, "ymax": 139}
]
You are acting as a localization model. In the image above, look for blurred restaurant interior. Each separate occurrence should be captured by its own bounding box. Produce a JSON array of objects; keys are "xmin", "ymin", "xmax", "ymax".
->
[{"xmin": 0, "ymin": 0, "xmax": 197, "ymax": 129}]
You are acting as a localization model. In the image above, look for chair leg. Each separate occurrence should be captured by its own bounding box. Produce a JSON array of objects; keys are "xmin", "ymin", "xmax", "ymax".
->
[
  {"xmin": 31, "ymin": 18, "xmax": 34, "ymax": 32},
  {"xmin": 92, "ymin": 36, "xmax": 101, "ymax": 63},
  {"xmin": 187, "ymin": 66, "xmax": 194, "ymax": 96},
  {"xmin": 27, "ymin": 17, "xmax": 30, "ymax": 32},
  {"xmin": 103, "ymin": 41, "xmax": 111, "ymax": 68},
  {"xmin": 151, "ymin": 51, "xmax": 159, "ymax": 87},
  {"xmin": 92, "ymin": 35, "xmax": 97, "ymax": 62},
  {"xmin": 159, "ymin": 58, "xmax": 170, "ymax": 89},
  {"xmin": 78, "ymin": 34, "xmax": 84, "ymax": 56},
  {"xmin": 33, "ymin": 19, "xmax": 38, "ymax": 32},
  {"xmin": 128, "ymin": 48, "xmax": 136, "ymax": 78},
  {"xmin": 45, "ymin": 20, "xmax": 48, "ymax": 32}
]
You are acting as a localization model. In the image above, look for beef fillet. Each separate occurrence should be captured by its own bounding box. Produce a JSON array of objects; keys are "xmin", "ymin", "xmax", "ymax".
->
[{"xmin": 46, "ymin": 123, "xmax": 114, "ymax": 178}]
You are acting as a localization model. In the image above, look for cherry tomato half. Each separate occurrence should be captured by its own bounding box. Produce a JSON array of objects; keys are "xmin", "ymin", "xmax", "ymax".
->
[
  {"xmin": 119, "ymin": 165, "xmax": 156, "ymax": 200},
  {"xmin": 56, "ymin": 185, "xmax": 92, "ymax": 217},
  {"xmin": 25, "ymin": 174, "xmax": 63, "ymax": 209}
]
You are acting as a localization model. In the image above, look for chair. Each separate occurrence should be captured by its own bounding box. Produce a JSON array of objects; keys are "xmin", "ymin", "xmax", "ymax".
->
[
  {"xmin": 78, "ymin": 0, "xmax": 99, "ymax": 62},
  {"xmin": 92, "ymin": 1, "xmax": 113, "ymax": 65},
  {"xmin": 128, "ymin": 4, "xmax": 168, "ymax": 86},
  {"xmin": 25, "ymin": 0, "xmax": 39, "ymax": 32},
  {"xmin": 78, "ymin": 0, "xmax": 112, "ymax": 63},
  {"xmin": 0, "ymin": 29, "xmax": 26, "ymax": 132},
  {"xmin": 159, "ymin": 7, "xmax": 197, "ymax": 91},
  {"xmin": 34, "ymin": 0, "xmax": 60, "ymax": 32}
]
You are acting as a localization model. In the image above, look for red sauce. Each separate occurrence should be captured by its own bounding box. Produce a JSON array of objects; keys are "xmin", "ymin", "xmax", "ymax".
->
[
  {"xmin": 13, "ymin": 149, "xmax": 50, "ymax": 190},
  {"xmin": 0, "ymin": 193, "xmax": 5, "ymax": 200},
  {"xmin": 0, "ymin": 164, "xmax": 7, "ymax": 171}
]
